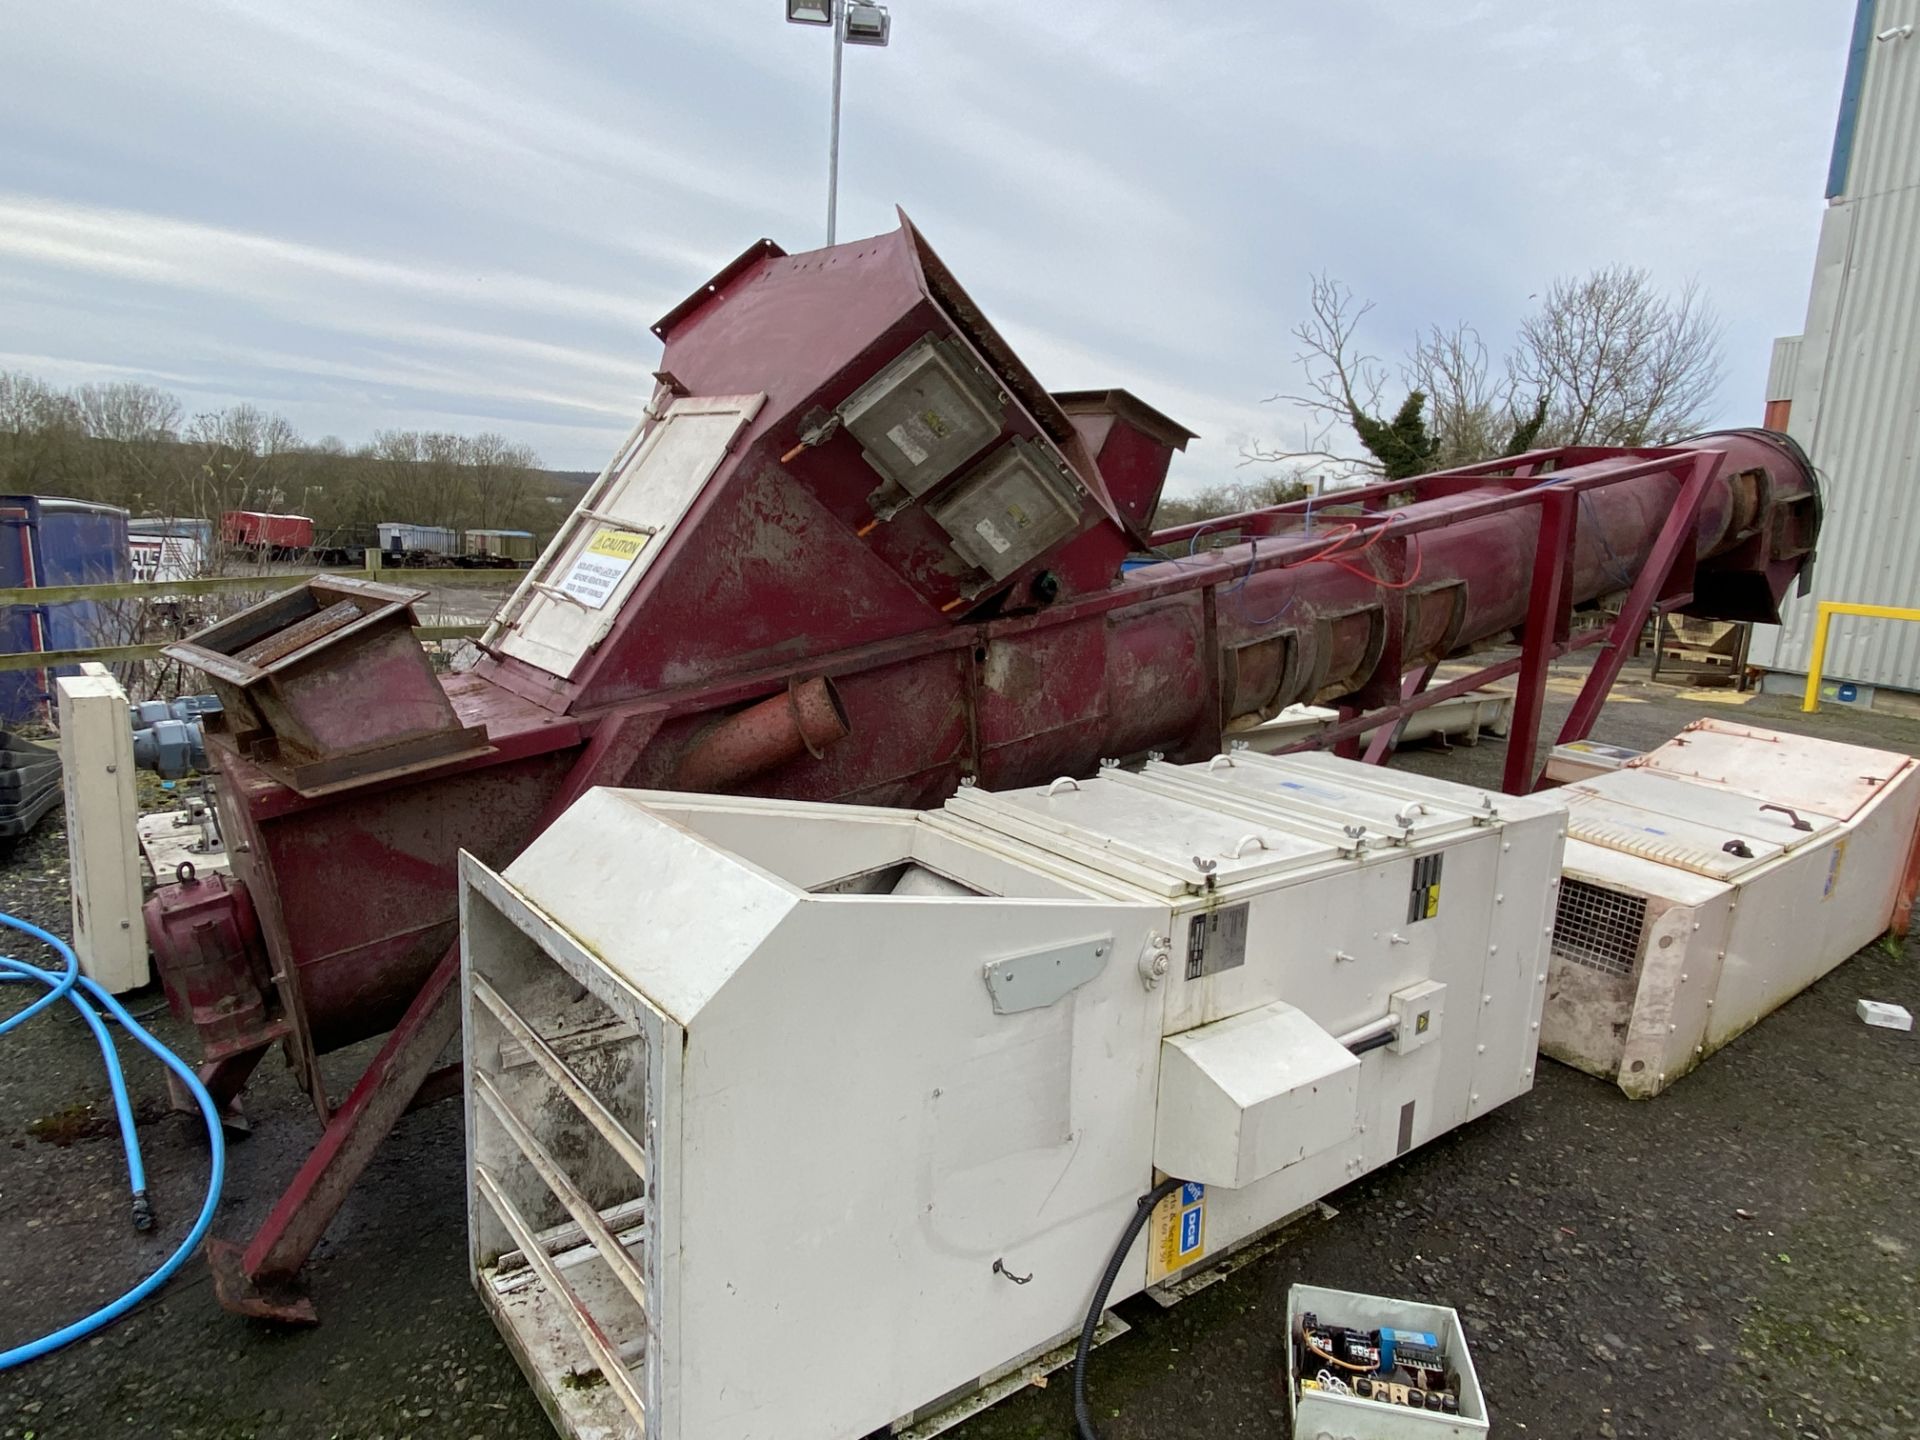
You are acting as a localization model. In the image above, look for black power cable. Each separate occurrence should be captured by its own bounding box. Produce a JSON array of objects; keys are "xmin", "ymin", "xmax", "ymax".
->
[{"xmin": 1072, "ymin": 1175, "xmax": 1187, "ymax": 1440}]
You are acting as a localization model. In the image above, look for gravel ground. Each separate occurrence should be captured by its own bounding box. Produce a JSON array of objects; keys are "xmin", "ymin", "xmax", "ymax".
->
[{"xmin": 1, "ymin": 659, "xmax": 1917, "ymax": 1440}]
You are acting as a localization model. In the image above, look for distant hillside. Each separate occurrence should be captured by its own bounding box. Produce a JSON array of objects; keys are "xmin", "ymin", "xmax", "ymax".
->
[{"xmin": 535, "ymin": 468, "xmax": 595, "ymax": 495}]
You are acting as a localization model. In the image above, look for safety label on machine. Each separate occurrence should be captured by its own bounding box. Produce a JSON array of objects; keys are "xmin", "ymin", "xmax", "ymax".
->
[
  {"xmin": 1824, "ymin": 838, "xmax": 1847, "ymax": 899},
  {"xmin": 1407, "ymin": 851, "xmax": 1444, "ymax": 924},
  {"xmin": 1147, "ymin": 1180, "xmax": 1207, "ymax": 1282},
  {"xmin": 1186, "ymin": 903, "xmax": 1249, "ymax": 980},
  {"xmin": 556, "ymin": 527, "xmax": 650, "ymax": 609}
]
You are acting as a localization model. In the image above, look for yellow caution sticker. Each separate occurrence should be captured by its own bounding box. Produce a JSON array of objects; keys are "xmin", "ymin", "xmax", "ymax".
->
[{"xmin": 557, "ymin": 527, "xmax": 651, "ymax": 608}]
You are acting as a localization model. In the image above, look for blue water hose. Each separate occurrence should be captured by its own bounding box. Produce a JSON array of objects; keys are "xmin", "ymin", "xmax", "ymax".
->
[{"xmin": 0, "ymin": 913, "xmax": 225, "ymax": 1371}]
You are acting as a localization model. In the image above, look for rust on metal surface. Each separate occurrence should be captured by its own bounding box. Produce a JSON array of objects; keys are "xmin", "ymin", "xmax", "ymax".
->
[
  {"xmin": 231, "ymin": 599, "xmax": 364, "ymax": 668},
  {"xmin": 671, "ymin": 676, "xmax": 851, "ymax": 791}
]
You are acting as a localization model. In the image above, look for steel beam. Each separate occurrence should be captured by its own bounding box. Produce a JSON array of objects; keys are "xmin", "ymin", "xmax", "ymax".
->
[
  {"xmin": 1503, "ymin": 492, "xmax": 1577, "ymax": 795},
  {"xmin": 1556, "ymin": 454, "xmax": 1718, "ymax": 752}
]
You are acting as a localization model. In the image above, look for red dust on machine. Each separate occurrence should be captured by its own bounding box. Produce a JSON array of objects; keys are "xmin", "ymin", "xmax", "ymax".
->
[{"xmin": 148, "ymin": 212, "xmax": 1822, "ymax": 1322}]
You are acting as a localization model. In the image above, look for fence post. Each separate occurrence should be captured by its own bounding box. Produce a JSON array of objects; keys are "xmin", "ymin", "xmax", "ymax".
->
[{"xmin": 57, "ymin": 672, "xmax": 148, "ymax": 993}]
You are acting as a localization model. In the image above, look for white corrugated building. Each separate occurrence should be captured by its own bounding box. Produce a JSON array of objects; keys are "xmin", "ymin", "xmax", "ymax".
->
[{"xmin": 1758, "ymin": 0, "xmax": 1920, "ymax": 704}]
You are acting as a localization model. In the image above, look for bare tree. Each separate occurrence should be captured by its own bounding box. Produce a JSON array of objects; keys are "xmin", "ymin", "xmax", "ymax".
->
[
  {"xmin": 0, "ymin": 371, "xmax": 86, "ymax": 492},
  {"xmin": 1256, "ymin": 266, "xmax": 1726, "ymax": 480},
  {"xmin": 75, "ymin": 382, "xmax": 183, "ymax": 505},
  {"xmin": 1244, "ymin": 275, "xmax": 1395, "ymax": 480},
  {"xmin": 1512, "ymin": 267, "xmax": 1724, "ymax": 446},
  {"xmin": 1152, "ymin": 471, "xmax": 1313, "ymax": 530},
  {"xmin": 461, "ymin": 432, "xmax": 539, "ymax": 532}
]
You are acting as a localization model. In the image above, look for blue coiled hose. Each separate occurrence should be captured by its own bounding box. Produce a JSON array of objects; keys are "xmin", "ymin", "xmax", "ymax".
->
[{"xmin": 0, "ymin": 911, "xmax": 225, "ymax": 1370}]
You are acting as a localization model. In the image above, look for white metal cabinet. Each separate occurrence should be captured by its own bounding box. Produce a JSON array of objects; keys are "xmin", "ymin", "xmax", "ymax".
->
[{"xmin": 463, "ymin": 756, "xmax": 1566, "ymax": 1440}]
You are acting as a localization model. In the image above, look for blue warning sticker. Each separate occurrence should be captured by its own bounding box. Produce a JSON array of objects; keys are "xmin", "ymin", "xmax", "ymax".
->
[
  {"xmin": 1179, "ymin": 1204, "xmax": 1204, "ymax": 1255},
  {"xmin": 1182, "ymin": 1181, "xmax": 1205, "ymax": 1207}
]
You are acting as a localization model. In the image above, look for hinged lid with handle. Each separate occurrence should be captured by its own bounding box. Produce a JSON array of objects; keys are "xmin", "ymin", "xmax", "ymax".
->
[
  {"xmin": 943, "ymin": 774, "xmax": 1340, "ymax": 894},
  {"xmin": 1573, "ymin": 768, "xmax": 1841, "ymax": 855},
  {"xmin": 1561, "ymin": 791, "xmax": 1788, "ymax": 880},
  {"xmin": 1630, "ymin": 718, "xmax": 1915, "ymax": 821},
  {"xmin": 1147, "ymin": 752, "xmax": 1482, "ymax": 844}
]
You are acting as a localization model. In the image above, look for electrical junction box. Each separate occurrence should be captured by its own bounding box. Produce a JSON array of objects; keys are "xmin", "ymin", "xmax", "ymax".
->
[
  {"xmin": 1540, "ymin": 720, "xmax": 1920, "ymax": 1098},
  {"xmin": 1389, "ymin": 980, "xmax": 1446, "ymax": 1056},
  {"xmin": 461, "ymin": 754, "xmax": 1563, "ymax": 1440},
  {"xmin": 929, "ymin": 436, "xmax": 1087, "ymax": 580},
  {"xmin": 1157, "ymin": 1000, "xmax": 1362, "ymax": 1189},
  {"xmin": 835, "ymin": 333, "xmax": 1006, "ymax": 497},
  {"xmin": 1286, "ymin": 1283, "xmax": 1488, "ymax": 1438}
]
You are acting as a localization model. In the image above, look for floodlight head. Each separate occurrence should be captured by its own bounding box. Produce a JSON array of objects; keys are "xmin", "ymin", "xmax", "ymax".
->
[
  {"xmin": 786, "ymin": 1, "xmax": 833, "ymax": 25},
  {"xmin": 844, "ymin": 1, "xmax": 891, "ymax": 46}
]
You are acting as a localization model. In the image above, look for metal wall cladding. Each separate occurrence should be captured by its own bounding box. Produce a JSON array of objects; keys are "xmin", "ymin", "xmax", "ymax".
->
[
  {"xmin": 1756, "ymin": 3, "xmax": 1920, "ymax": 689},
  {"xmin": 1842, "ymin": 1, "xmax": 1920, "ymax": 203},
  {"xmin": 1766, "ymin": 336, "xmax": 1801, "ymax": 403}
]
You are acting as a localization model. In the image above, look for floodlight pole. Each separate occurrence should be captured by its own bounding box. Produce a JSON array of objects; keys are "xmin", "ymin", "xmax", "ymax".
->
[{"xmin": 827, "ymin": 0, "xmax": 844, "ymax": 245}]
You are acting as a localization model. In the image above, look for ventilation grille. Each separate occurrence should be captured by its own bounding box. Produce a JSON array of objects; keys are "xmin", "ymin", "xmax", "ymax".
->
[{"xmin": 1552, "ymin": 879, "xmax": 1648, "ymax": 978}]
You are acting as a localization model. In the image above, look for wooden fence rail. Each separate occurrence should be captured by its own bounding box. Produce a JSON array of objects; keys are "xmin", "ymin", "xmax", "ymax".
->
[
  {"xmin": 0, "ymin": 566, "xmax": 520, "ymax": 609},
  {"xmin": 0, "ymin": 565, "xmax": 509, "ymax": 673}
]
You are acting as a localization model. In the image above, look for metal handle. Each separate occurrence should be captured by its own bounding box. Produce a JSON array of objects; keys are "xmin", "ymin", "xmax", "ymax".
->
[
  {"xmin": 1229, "ymin": 834, "xmax": 1269, "ymax": 858},
  {"xmin": 1759, "ymin": 803, "xmax": 1813, "ymax": 831},
  {"xmin": 1208, "ymin": 754, "xmax": 1236, "ymax": 771},
  {"xmin": 1044, "ymin": 776, "xmax": 1081, "ymax": 796},
  {"xmin": 1396, "ymin": 801, "xmax": 1428, "ymax": 826}
]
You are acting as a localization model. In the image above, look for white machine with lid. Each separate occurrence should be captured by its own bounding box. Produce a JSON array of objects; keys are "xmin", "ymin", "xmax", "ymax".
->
[
  {"xmin": 459, "ymin": 753, "xmax": 1565, "ymax": 1440},
  {"xmin": 1540, "ymin": 719, "xmax": 1920, "ymax": 1098}
]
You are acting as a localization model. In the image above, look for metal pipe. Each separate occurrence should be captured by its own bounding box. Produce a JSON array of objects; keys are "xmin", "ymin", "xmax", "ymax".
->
[
  {"xmin": 1336, "ymin": 1015, "xmax": 1399, "ymax": 1050},
  {"xmin": 826, "ymin": 0, "xmax": 843, "ymax": 245},
  {"xmin": 671, "ymin": 676, "xmax": 850, "ymax": 792}
]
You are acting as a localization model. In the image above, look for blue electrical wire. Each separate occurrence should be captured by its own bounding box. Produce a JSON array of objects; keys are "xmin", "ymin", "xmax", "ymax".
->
[{"xmin": 0, "ymin": 913, "xmax": 225, "ymax": 1371}]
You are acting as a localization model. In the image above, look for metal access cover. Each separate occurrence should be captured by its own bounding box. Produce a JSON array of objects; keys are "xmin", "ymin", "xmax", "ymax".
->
[
  {"xmin": 1561, "ymin": 790, "xmax": 1785, "ymax": 880},
  {"xmin": 1574, "ymin": 768, "xmax": 1840, "ymax": 853},
  {"xmin": 982, "ymin": 935, "xmax": 1111, "ymax": 1014},
  {"xmin": 1152, "ymin": 753, "xmax": 1480, "ymax": 844},
  {"xmin": 1632, "ymin": 719, "xmax": 1915, "ymax": 822},
  {"xmin": 836, "ymin": 335, "xmax": 1005, "ymax": 496},
  {"xmin": 946, "ymin": 777, "xmax": 1339, "ymax": 892},
  {"xmin": 929, "ymin": 438, "xmax": 1084, "ymax": 580}
]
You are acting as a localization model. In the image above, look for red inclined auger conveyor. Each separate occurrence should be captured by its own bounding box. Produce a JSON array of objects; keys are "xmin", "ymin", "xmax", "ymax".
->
[{"xmin": 149, "ymin": 212, "xmax": 1820, "ymax": 1320}]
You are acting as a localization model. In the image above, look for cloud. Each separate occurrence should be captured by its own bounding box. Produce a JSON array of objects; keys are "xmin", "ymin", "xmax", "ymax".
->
[{"xmin": 0, "ymin": 0, "xmax": 1856, "ymax": 485}]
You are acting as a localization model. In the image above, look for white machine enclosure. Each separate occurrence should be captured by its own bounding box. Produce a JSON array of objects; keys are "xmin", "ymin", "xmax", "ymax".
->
[
  {"xmin": 1540, "ymin": 720, "xmax": 1920, "ymax": 1098},
  {"xmin": 460, "ymin": 756, "xmax": 1565, "ymax": 1440}
]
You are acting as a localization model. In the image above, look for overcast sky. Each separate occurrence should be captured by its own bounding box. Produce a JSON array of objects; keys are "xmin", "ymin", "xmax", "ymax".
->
[{"xmin": 0, "ymin": 1, "xmax": 1851, "ymax": 492}]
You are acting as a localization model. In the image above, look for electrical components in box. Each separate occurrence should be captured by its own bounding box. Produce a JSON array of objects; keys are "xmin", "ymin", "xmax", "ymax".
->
[
  {"xmin": 1296, "ymin": 1312, "xmax": 1459, "ymax": 1415},
  {"xmin": 835, "ymin": 334, "xmax": 1006, "ymax": 506},
  {"xmin": 1287, "ymin": 1285, "xmax": 1487, "ymax": 1437}
]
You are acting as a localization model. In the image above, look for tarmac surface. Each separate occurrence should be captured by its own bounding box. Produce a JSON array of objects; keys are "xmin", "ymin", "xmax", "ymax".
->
[{"xmin": 2, "ymin": 657, "xmax": 1917, "ymax": 1440}]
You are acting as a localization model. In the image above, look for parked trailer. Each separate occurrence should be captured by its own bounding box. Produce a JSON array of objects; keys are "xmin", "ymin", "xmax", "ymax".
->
[
  {"xmin": 460, "ymin": 529, "xmax": 535, "ymax": 566},
  {"xmin": 221, "ymin": 511, "xmax": 313, "ymax": 557},
  {"xmin": 0, "ymin": 496, "xmax": 131, "ymax": 724},
  {"xmin": 377, "ymin": 522, "xmax": 457, "ymax": 563}
]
